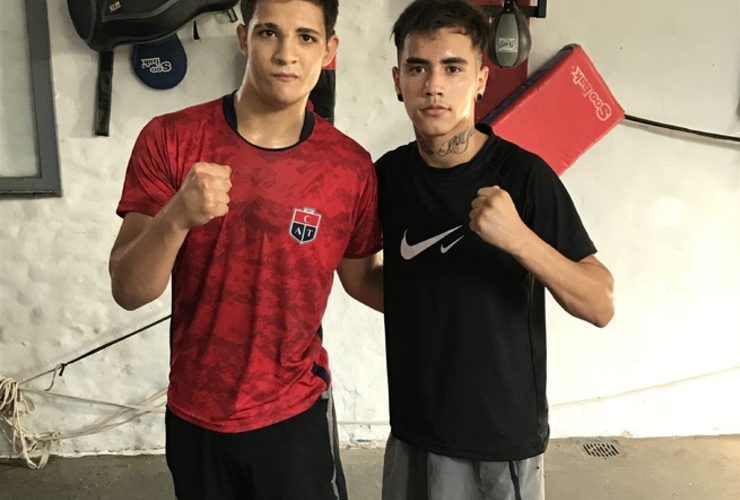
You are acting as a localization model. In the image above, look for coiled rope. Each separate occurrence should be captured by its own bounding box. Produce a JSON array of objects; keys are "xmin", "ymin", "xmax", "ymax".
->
[{"xmin": 0, "ymin": 316, "xmax": 170, "ymax": 469}]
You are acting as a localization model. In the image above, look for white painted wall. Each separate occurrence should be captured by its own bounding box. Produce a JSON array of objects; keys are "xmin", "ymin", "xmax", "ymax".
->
[{"xmin": 0, "ymin": 0, "xmax": 738, "ymax": 457}]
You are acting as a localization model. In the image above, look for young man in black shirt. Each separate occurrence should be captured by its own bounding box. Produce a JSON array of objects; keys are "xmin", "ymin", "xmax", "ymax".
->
[{"xmin": 376, "ymin": 1, "xmax": 614, "ymax": 498}]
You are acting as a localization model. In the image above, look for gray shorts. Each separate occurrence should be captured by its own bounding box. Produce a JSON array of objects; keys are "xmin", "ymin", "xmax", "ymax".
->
[{"xmin": 382, "ymin": 435, "xmax": 545, "ymax": 500}]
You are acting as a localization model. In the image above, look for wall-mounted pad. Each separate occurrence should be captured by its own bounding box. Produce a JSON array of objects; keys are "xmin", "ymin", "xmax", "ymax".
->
[
  {"xmin": 132, "ymin": 35, "xmax": 187, "ymax": 90},
  {"xmin": 484, "ymin": 44, "xmax": 624, "ymax": 176}
]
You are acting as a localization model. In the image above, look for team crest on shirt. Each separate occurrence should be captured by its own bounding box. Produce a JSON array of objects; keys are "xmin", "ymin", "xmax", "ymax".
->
[{"xmin": 290, "ymin": 207, "xmax": 322, "ymax": 244}]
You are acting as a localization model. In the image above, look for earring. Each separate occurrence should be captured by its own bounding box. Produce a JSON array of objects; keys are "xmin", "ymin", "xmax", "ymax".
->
[
  {"xmin": 397, "ymin": 94, "xmax": 404, "ymax": 102},
  {"xmin": 476, "ymin": 93, "xmax": 483, "ymax": 102}
]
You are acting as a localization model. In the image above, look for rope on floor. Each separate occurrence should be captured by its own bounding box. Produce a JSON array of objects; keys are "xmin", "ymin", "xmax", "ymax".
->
[
  {"xmin": 0, "ymin": 374, "xmax": 55, "ymax": 469},
  {"xmin": 0, "ymin": 317, "xmax": 171, "ymax": 469},
  {"xmin": 1, "ymin": 368, "xmax": 166, "ymax": 469}
]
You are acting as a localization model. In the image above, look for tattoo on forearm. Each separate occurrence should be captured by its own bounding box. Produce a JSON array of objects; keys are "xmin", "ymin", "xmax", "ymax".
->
[{"xmin": 438, "ymin": 128, "xmax": 474, "ymax": 157}]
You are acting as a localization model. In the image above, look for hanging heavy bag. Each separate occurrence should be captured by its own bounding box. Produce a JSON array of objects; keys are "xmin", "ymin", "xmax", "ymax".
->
[{"xmin": 66, "ymin": 0, "xmax": 239, "ymax": 136}]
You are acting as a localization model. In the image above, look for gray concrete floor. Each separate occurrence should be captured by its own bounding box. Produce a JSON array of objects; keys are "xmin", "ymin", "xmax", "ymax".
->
[{"xmin": 1, "ymin": 436, "xmax": 738, "ymax": 499}]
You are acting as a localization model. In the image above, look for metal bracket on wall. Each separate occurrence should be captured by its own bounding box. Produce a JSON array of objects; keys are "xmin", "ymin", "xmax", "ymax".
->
[{"xmin": 482, "ymin": 0, "xmax": 547, "ymax": 18}]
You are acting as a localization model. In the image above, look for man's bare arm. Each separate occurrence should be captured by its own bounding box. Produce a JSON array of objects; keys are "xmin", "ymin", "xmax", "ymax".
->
[
  {"xmin": 336, "ymin": 252, "xmax": 384, "ymax": 313},
  {"xmin": 470, "ymin": 185, "xmax": 614, "ymax": 327},
  {"xmin": 110, "ymin": 162, "xmax": 231, "ymax": 310},
  {"xmin": 109, "ymin": 211, "xmax": 189, "ymax": 310}
]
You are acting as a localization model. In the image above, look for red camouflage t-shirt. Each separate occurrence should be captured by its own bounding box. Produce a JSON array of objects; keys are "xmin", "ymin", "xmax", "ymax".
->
[{"xmin": 117, "ymin": 96, "xmax": 382, "ymax": 432}]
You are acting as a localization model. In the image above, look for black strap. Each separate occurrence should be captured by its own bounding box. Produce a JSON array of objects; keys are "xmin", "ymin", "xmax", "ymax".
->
[
  {"xmin": 58, "ymin": 316, "xmax": 172, "ymax": 376},
  {"xmin": 508, "ymin": 461, "xmax": 523, "ymax": 500},
  {"xmin": 94, "ymin": 50, "xmax": 114, "ymax": 137}
]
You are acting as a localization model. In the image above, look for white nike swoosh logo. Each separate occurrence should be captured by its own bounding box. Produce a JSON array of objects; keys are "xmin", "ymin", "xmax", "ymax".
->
[
  {"xmin": 400, "ymin": 226, "xmax": 462, "ymax": 260},
  {"xmin": 440, "ymin": 235, "xmax": 464, "ymax": 254}
]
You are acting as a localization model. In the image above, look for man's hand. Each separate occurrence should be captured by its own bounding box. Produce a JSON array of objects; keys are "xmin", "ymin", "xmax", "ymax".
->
[
  {"xmin": 172, "ymin": 162, "xmax": 232, "ymax": 229},
  {"xmin": 470, "ymin": 185, "xmax": 614, "ymax": 327},
  {"xmin": 469, "ymin": 185, "xmax": 528, "ymax": 254},
  {"xmin": 109, "ymin": 162, "xmax": 231, "ymax": 310}
]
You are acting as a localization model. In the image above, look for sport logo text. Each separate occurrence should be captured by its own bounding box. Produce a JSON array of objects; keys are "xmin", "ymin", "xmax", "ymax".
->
[
  {"xmin": 140, "ymin": 57, "xmax": 173, "ymax": 74},
  {"xmin": 290, "ymin": 207, "xmax": 321, "ymax": 244},
  {"xmin": 571, "ymin": 66, "xmax": 612, "ymax": 121}
]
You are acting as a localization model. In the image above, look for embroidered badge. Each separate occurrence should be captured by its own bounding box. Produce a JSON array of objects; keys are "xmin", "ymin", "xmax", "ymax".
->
[{"xmin": 290, "ymin": 207, "xmax": 321, "ymax": 244}]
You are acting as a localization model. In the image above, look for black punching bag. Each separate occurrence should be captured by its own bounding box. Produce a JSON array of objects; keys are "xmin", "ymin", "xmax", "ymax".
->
[{"xmin": 489, "ymin": 0, "xmax": 531, "ymax": 68}]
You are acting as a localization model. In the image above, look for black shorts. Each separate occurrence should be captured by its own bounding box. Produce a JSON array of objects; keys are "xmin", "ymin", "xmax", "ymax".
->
[{"xmin": 165, "ymin": 392, "xmax": 347, "ymax": 500}]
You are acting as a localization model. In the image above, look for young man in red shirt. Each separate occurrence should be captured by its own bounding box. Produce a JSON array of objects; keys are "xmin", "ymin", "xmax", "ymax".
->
[{"xmin": 109, "ymin": 1, "xmax": 382, "ymax": 498}]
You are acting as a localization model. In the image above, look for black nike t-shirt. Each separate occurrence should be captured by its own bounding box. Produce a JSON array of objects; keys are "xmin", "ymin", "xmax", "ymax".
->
[{"xmin": 375, "ymin": 129, "xmax": 596, "ymax": 461}]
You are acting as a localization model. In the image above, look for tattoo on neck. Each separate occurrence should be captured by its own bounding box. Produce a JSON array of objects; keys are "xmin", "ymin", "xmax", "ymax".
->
[
  {"xmin": 418, "ymin": 138, "xmax": 435, "ymax": 157},
  {"xmin": 438, "ymin": 128, "xmax": 474, "ymax": 157}
]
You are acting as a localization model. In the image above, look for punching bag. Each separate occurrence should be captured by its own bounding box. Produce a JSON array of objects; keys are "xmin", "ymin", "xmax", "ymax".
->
[
  {"xmin": 489, "ymin": 0, "xmax": 531, "ymax": 68},
  {"xmin": 473, "ymin": 0, "xmax": 531, "ymax": 122}
]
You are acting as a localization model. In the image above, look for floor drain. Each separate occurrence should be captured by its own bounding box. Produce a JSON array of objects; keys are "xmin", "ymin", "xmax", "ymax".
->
[{"xmin": 583, "ymin": 442, "xmax": 621, "ymax": 458}]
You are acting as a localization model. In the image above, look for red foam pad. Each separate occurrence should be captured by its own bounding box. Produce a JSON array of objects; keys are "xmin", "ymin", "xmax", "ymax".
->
[{"xmin": 484, "ymin": 44, "xmax": 624, "ymax": 176}]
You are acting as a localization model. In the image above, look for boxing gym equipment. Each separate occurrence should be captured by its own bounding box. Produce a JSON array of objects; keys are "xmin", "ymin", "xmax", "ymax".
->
[
  {"xmin": 472, "ymin": 2, "xmax": 623, "ymax": 175},
  {"xmin": 485, "ymin": 44, "xmax": 624, "ymax": 176},
  {"xmin": 489, "ymin": 0, "xmax": 532, "ymax": 68},
  {"xmin": 66, "ymin": 0, "xmax": 239, "ymax": 52},
  {"xmin": 473, "ymin": 0, "xmax": 547, "ymax": 122},
  {"xmin": 131, "ymin": 35, "xmax": 188, "ymax": 90},
  {"xmin": 67, "ymin": 0, "xmax": 240, "ymax": 136}
]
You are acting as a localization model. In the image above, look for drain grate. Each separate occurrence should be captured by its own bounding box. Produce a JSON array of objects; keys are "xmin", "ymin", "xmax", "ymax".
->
[{"xmin": 583, "ymin": 442, "xmax": 621, "ymax": 458}]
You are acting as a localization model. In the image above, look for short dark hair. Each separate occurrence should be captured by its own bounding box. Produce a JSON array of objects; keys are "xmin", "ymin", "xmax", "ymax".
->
[
  {"xmin": 240, "ymin": 0, "xmax": 339, "ymax": 38},
  {"xmin": 392, "ymin": 0, "xmax": 490, "ymax": 57}
]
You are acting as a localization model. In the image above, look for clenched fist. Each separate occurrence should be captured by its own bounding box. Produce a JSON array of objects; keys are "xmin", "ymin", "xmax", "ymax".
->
[
  {"xmin": 172, "ymin": 162, "xmax": 232, "ymax": 229},
  {"xmin": 469, "ymin": 186, "xmax": 528, "ymax": 254}
]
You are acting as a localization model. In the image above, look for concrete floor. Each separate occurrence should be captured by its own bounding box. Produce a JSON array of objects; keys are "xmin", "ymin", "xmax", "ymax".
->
[{"xmin": 1, "ymin": 436, "xmax": 738, "ymax": 499}]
